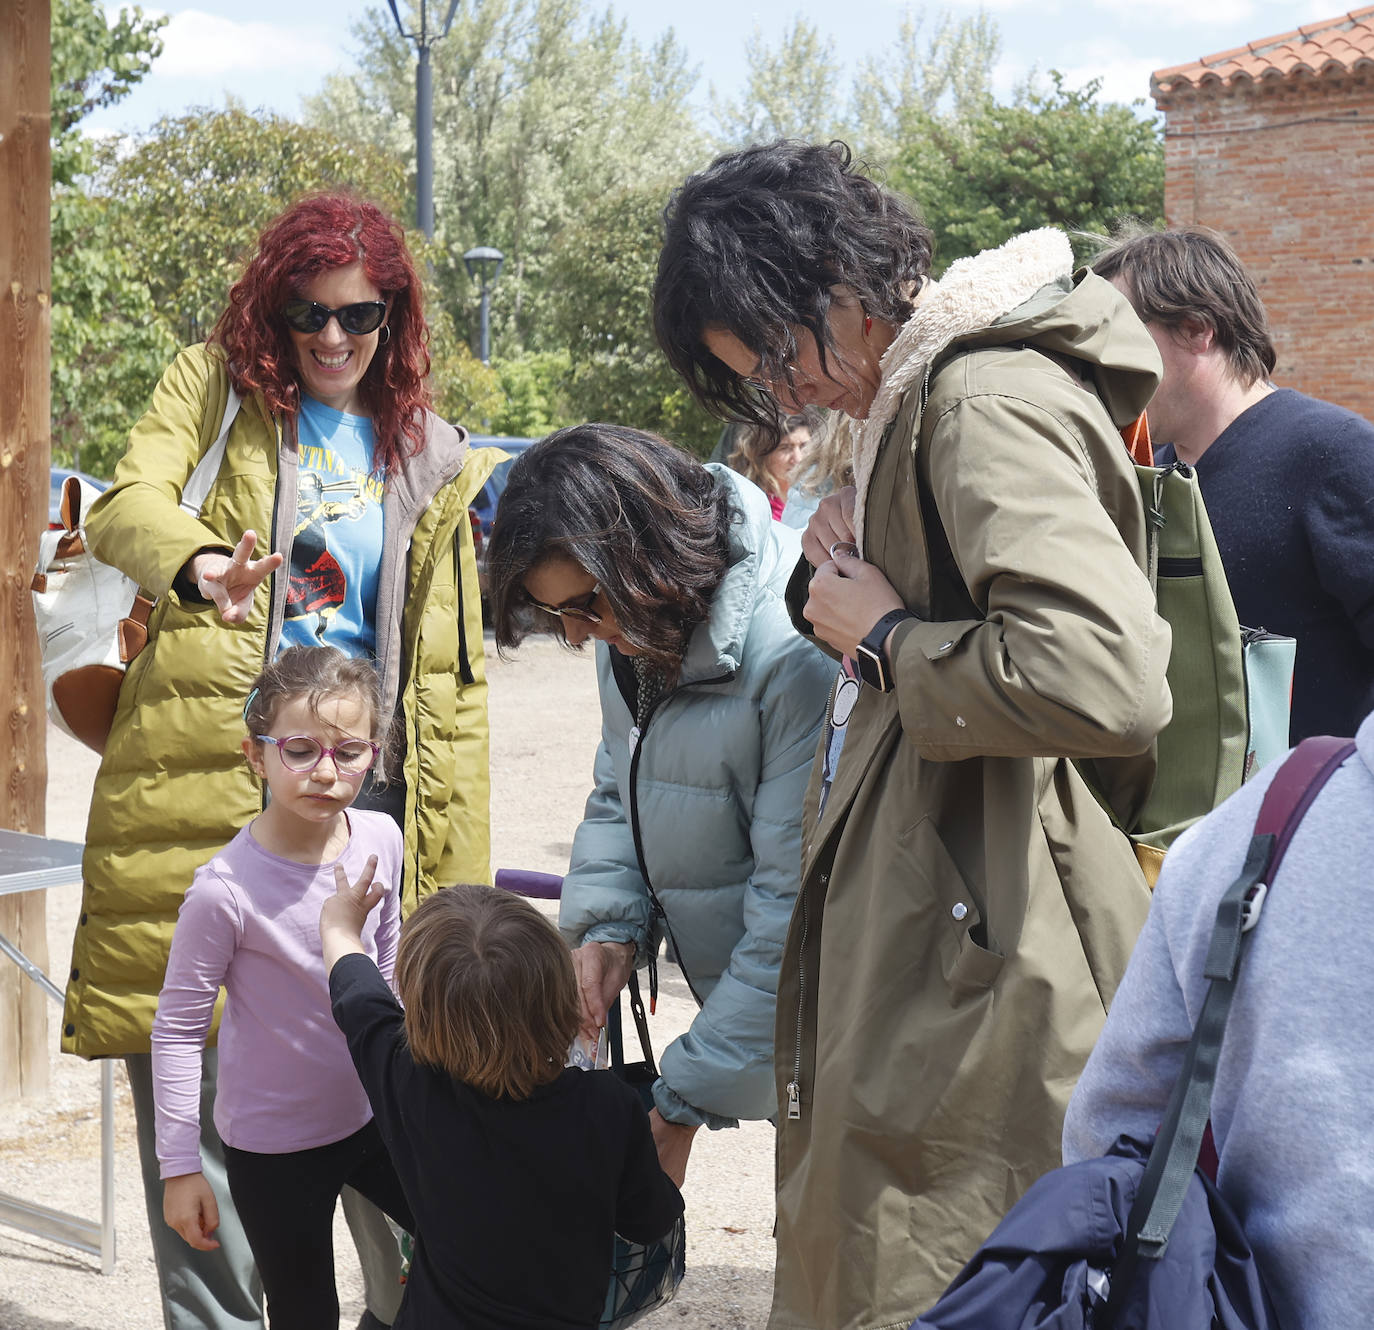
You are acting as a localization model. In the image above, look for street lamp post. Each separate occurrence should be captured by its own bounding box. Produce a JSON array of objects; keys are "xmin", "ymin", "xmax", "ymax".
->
[
  {"xmin": 386, "ymin": 0, "xmax": 460, "ymax": 239},
  {"xmin": 463, "ymin": 246, "xmax": 504, "ymax": 365}
]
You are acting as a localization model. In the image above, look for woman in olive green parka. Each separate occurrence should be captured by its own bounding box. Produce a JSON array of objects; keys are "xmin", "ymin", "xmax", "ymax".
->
[
  {"xmin": 61, "ymin": 194, "xmax": 497, "ymax": 1330},
  {"xmin": 655, "ymin": 143, "xmax": 1172, "ymax": 1330}
]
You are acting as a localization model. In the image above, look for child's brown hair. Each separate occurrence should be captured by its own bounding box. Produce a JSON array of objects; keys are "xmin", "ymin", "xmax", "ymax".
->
[{"xmin": 394, "ymin": 884, "xmax": 580, "ymax": 1099}]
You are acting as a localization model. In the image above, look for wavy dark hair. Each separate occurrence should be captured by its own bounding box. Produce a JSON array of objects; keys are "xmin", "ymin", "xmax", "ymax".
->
[
  {"xmin": 1089, "ymin": 224, "xmax": 1276, "ymax": 387},
  {"xmin": 486, "ymin": 424, "xmax": 734, "ymax": 674},
  {"xmin": 653, "ymin": 139, "xmax": 934, "ymax": 429},
  {"xmin": 210, "ymin": 191, "xmax": 432, "ymax": 472}
]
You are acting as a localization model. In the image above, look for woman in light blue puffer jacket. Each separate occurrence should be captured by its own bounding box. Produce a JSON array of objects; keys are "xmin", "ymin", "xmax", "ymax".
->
[{"xmin": 487, "ymin": 424, "xmax": 833, "ymax": 1185}]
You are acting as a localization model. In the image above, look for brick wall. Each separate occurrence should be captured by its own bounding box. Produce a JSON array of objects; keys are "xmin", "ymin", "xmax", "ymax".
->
[{"xmin": 1158, "ymin": 72, "xmax": 1374, "ymax": 422}]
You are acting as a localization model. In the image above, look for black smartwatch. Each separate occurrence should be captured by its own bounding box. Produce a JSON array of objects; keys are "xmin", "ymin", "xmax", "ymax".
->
[{"xmin": 855, "ymin": 609, "xmax": 916, "ymax": 693}]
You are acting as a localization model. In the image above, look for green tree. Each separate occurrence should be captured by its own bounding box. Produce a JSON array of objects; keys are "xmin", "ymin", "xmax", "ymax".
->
[
  {"xmin": 892, "ymin": 74, "xmax": 1164, "ymax": 273},
  {"xmin": 711, "ymin": 18, "xmax": 841, "ymax": 146},
  {"xmin": 50, "ymin": 0, "xmax": 175, "ymax": 473},
  {"xmin": 428, "ymin": 310, "xmax": 507, "ymax": 430},
  {"xmin": 711, "ymin": 7, "xmax": 1000, "ymax": 162},
  {"xmin": 51, "ymin": 0, "xmax": 164, "ymax": 186},
  {"xmin": 487, "ymin": 351, "xmax": 573, "ymax": 437},
  {"xmin": 850, "ymin": 6, "xmax": 1000, "ymax": 163},
  {"xmin": 305, "ymin": 0, "xmax": 706, "ymax": 364},
  {"xmin": 545, "ymin": 178, "xmax": 719, "ymax": 456}
]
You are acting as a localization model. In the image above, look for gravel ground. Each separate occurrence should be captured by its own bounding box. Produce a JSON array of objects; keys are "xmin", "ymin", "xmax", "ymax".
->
[{"xmin": 0, "ymin": 634, "xmax": 775, "ymax": 1328}]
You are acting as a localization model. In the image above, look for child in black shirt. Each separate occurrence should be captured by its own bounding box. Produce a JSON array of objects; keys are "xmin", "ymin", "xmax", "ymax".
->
[{"xmin": 321, "ymin": 867, "xmax": 684, "ymax": 1329}]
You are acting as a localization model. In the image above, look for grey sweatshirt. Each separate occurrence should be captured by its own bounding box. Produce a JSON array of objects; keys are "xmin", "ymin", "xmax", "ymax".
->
[{"xmin": 1063, "ymin": 714, "xmax": 1374, "ymax": 1328}]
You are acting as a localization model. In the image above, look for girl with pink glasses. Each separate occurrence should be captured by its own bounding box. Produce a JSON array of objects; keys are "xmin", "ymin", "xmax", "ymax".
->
[{"xmin": 151, "ymin": 645, "xmax": 410, "ymax": 1330}]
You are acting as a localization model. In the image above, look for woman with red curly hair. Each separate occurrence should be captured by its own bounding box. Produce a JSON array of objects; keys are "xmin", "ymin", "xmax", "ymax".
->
[{"xmin": 61, "ymin": 192, "xmax": 501, "ymax": 1330}]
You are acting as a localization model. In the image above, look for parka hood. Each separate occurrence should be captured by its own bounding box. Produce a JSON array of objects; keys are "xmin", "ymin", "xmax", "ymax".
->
[
  {"xmin": 852, "ymin": 228, "xmax": 1160, "ymax": 546},
  {"xmin": 946, "ymin": 266, "xmax": 1162, "ymax": 432}
]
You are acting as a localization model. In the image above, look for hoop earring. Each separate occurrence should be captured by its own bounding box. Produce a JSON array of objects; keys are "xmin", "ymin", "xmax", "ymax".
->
[{"xmin": 378, "ymin": 324, "xmax": 391, "ymax": 345}]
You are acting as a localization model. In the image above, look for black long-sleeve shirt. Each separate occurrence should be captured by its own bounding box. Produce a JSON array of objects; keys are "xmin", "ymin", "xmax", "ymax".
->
[
  {"xmin": 1158, "ymin": 388, "xmax": 1374, "ymax": 741},
  {"xmin": 330, "ymin": 954, "xmax": 684, "ymax": 1329}
]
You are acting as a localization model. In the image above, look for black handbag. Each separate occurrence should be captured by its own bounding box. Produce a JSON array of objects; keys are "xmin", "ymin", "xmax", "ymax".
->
[{"xmin": 601, "ymin": 971, "xmax": 687, "ymax": 1329}]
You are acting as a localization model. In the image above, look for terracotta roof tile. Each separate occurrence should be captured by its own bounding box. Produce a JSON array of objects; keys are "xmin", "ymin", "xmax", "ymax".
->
[{"xmin": 1153, "ymin": 6, "xmax": 1374, "ymax": 95}]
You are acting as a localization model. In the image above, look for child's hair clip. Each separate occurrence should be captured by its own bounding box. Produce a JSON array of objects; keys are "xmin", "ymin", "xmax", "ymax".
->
[{"xmin": 242, "ymin": 686, "xmax": 260, "ymax": 722}]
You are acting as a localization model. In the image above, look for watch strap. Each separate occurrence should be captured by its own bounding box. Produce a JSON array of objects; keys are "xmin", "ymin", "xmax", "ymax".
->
[
  {"xmin": 862, "ymin": 609, "xmax": 916, "ymax": 652},
  {"xmin": 856, "ymin": 609, "xmax": 915, "ymax": 691}
]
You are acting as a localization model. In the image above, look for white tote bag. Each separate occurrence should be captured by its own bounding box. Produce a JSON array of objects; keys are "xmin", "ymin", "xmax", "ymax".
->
[{"xmin": 31, "ymin": 390, "xmax": 241, "ymax": 752}]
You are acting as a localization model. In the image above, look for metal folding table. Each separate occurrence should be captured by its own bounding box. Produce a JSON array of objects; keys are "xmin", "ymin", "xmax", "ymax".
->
[{"xmin": 0, "ymin": 828, "xmax": 115, "ymax": 1271}]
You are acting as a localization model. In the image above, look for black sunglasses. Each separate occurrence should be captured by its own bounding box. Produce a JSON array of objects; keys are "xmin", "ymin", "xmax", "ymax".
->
[{"xmin": 281, "ymin": 299, "xmax": 388, "ymax": 336}]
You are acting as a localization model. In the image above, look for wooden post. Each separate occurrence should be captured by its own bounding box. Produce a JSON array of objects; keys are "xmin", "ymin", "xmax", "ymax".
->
[{"xmin": 0, "ymin": 0, "xmax": 54, "ymax": 1102}]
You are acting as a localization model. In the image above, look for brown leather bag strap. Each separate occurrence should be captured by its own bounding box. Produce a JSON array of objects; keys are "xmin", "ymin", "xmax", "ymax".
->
[{"xmin": 117, "ymin": 595, "xmax": 155, "ymax": 663}]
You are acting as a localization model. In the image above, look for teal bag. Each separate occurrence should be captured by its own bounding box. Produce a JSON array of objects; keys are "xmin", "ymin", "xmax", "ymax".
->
[{"xmin": 1241, "ymin": 628, "xmax": 1297, "ymax": 778}]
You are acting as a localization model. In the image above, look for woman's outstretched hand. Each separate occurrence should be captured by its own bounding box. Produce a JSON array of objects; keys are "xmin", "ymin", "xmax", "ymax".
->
[
  {"xmin": 320, "ymin": 855, "xmax": 382, "ymax": 974},
  {"xmin": 189, "ymin": 530, "xmax": 283, "ymax": 624},
  {"xmin": 570, "ymin": 939, "xmax": 636, "ymax": 1043}
]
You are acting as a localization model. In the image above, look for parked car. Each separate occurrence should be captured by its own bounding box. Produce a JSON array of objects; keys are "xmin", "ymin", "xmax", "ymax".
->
[
  {"xmin": 49, "ymin": 466, "xmax": 109, "ymax": 529},
  {"xmin": 467, "ymin": 435, "xmax": 538, "ymax": 604}
]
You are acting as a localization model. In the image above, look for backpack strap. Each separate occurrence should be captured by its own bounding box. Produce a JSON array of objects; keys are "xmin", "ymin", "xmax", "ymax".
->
[
  {"xmin": 179, "ymin": 387, "xmax": 240, "ymax": 517},
  {"xmin": 1104, "ymin": 735, "xmax": 1356, "ymax": 1323}
]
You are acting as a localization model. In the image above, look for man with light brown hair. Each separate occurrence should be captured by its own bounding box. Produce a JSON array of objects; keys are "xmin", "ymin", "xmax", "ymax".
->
[{"xmin": 1094, "ymin": 224, "xmax": 1374, "ymax": 741}]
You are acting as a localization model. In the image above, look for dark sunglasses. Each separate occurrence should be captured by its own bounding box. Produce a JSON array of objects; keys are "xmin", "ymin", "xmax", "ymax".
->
[
  {"xmin": 527, "ymin": 584, "xmax": 603, "ymax": 624},
  {"xmin": 281, "ymin": 299, "xmax": 388, "ymax": 336}
]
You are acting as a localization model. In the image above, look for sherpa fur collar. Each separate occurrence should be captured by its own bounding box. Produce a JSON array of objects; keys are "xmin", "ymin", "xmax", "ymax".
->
[{"xmin": 851, "ymin": 227, "xmax": 1073, "ymax": 549}]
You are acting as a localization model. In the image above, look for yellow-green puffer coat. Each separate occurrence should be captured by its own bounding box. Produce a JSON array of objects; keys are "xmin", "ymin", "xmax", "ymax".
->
[{"xmin": 62, "ymin": 345, "xmax": 498, "ymax": 1059}]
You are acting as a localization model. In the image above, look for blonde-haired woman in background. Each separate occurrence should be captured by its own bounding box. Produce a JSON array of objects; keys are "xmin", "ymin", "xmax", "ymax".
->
[
  {"xmin": 778, "ymin": 409, "xmax": 852, "ymax": 530},
  {"xmin": 727, "ymin": 410, "xmax": 812, "ymax": 519}
]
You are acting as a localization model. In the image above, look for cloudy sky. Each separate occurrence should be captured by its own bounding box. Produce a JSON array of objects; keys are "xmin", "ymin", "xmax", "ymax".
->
[{"xmin": 85, "ymin": 0, "xmax": 1352, "ymax": 135}]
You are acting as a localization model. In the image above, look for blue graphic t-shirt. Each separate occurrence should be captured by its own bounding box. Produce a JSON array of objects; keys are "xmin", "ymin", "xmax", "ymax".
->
[{"xmin": 279, "ymin": 395, "xmax": 384, "ymax": 659}]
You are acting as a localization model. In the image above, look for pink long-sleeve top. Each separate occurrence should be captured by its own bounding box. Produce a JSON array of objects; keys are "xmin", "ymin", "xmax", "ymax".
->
[{"xmin": 151, "ymin": 810, "xmax": 402, "ymax": 1178}]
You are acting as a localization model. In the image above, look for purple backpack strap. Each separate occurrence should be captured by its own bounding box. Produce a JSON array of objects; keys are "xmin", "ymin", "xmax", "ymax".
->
[{"xmin": 1253, "ymin": 735, "xmax": 1357, "ymax": 878}]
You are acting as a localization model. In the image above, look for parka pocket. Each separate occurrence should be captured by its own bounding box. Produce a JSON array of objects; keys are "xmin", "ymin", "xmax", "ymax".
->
[{"xmin": 902, "ymin": 817, "xmax": 1004, "ymax": 997}]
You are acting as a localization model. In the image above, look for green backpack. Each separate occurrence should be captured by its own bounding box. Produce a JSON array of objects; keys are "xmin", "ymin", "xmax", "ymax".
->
[
  {"xmin": 914, "ymin": 373, "xmax": 1296, "ymax": 886},
  {"xmin": 1110, "ymin": 422, "xmax": 1295, "ymax": 883}
]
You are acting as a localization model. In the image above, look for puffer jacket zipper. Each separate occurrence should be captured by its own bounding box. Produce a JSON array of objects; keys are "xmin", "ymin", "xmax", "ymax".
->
[
  {"xmin": 257, "ymin": 411, "xmax": 289, "ymax": 813},
  {"xmin": 624, "ymin": 670, "xmax": 733, "ymax": 1011}
]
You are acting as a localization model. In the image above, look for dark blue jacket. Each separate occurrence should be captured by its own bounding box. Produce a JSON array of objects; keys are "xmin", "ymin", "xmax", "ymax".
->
[
  {"xmin": 910, "ymin": 1139, "xmax": 1278, "ymax": 1330},
  {"xmin": 1157, "ymin": 387, "xmax": 1374, "ymax": 741}
]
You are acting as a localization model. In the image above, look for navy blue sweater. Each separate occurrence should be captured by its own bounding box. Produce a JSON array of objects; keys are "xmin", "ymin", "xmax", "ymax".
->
[{"xmin": 1158, "ymin": 388, "xmax": 1374, "ymax": 741}]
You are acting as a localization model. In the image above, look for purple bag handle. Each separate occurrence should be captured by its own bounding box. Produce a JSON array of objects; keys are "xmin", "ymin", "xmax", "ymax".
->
[
  {"xmin": 1253, "ymin": 735, "xmax": 1357, "ymax": 875},
  {"xmin": 493, "ymin": 868, "xmax": 564, "ymax": 900}
]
